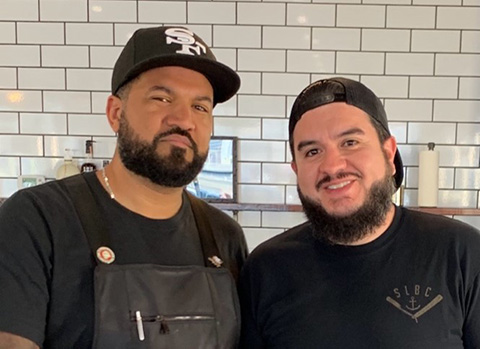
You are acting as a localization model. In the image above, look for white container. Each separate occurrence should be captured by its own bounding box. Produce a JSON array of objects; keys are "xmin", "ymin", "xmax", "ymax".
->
[
  {"xmin": 417, "ymin": 142, "xmax": 439, "ymax": 207},
  {"xmin": 56, "ymin": 149, "xmax": 80, "ymax": 180}
]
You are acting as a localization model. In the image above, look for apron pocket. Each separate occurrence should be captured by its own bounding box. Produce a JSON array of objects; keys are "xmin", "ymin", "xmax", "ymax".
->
[{"xmin": 131, "ymin": 312, "xmax": 217, "ymax": 348}]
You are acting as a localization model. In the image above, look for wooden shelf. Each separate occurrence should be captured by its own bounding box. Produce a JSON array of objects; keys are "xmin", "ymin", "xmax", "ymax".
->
[
  {"xmin": 212, "ymin": 203, "xmax": 480, "ymax": 216},
  {"xmin": 407, "ymin": 207, "xmax": 480, "ymax": 216},
  {"xmin": 1, "ymin": 198, "xmax": 478, "ymax": 216}
]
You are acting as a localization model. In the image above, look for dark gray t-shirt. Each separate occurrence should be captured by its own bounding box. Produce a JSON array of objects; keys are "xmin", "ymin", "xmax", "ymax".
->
[{"xmin": 240, "ymin": 206, "xmax": 480, "ymax": 348}]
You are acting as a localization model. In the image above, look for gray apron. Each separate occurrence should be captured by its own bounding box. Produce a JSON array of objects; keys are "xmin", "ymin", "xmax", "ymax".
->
[{"xmin": 65, "ymin": 175, "xmax": 240, "ymax": 348}]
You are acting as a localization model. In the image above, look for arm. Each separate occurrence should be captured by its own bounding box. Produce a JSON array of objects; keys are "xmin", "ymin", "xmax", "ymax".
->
[
  {"xmin": 464, "ymin": 271, "xmax": 480, "ymax": 348},
  {"xmin": 0, "ymin": 192, "xmax": 51, "ymax": 346},
  {"xmin": 0, "ymin": 332, "xmax": 39, "ymax": 349},
  {"xmin": 238, "ymin": 263, "xmax": 266, "ymax": 349}
]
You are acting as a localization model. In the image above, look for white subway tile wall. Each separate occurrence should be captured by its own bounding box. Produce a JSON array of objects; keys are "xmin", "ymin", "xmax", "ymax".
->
[
  {"xmin": 0, "ymin": 23, "xmax": 16, "ymax": 44},
  {"xmin": 237, "ymin": 3, "xmax": 286, "ymax": 25},
  {"xmin": 17, "ymin": 23, "xmax": 65, "ymax": 44},
  {"xmin": 434, "ymin": 100, "xmax": 480, "ymax": 122},
  {"xmin": 0, "ymin": 113, "xmax": 19, "ymax": 133},
  {"xmin": 462, "ymin": 31, "xmax": 480, "ymax": 53},
  {"xmin": 0, "ymin": 0, "xmax": 39, "ymax": 21},
  {"xmin": 89, "ymin": 1, "xmax": 137, "ymax": 23},
  {"xmin": 0, "ymin": 69, "xmax": 16, "ymax": 89},
  {"xmin": 40, "ymin": 0, "xmax": 88, "ymax": 22},
  {"xmin": 312, "ymin": 28, "xmax": 361, "ymax": 51},
  {"xmin": 42, "ymin": 46, "xmax": 90, "ymax": 67},
  {"xmin": 237, "ymin": 211, "xmax": 261, "ymax": 228},
  {"xmin": 386, "ymin": 53, "xmax": 435, "ymax": 75},
  {"xmin": 411, "ymin": 30, "xmax": 460, "ymax": 52},
  {"xmin": 1, "ymin": 0, "xmax": 479, "ymax": 244},
  {"xmin": 19, "ymin": 68, "xmax": 65, "ymax": 90},
  {"xmin": 0, "ymin": 157, "xmax": 19, "ymax": 177},
  {"xmin": 138, "ymin": 1, "xmax": 187, "ymax": 24}
]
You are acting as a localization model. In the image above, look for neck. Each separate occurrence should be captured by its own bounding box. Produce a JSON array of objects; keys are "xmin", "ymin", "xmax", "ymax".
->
[{"xmin": 96, "ymin": 155, "xmax": 185, "ymax": 219}]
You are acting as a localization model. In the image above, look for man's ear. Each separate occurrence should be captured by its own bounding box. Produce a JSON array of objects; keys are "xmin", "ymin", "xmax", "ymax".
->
[
  {"xmin": 106, "ymin": 95, "xmax": 123, "ymax": 133},
  {"xmin": 291, "ymin": 160, "xmax": 298, "ymax": 175},
  {"xmin": 383, "ymin": 136, "xmax": 397, "ymax": 176}
]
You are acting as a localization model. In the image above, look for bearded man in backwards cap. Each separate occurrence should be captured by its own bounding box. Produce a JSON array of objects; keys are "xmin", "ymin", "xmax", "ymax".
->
[{"xmin": 239, "ymin": 77, "xmax": 480, "ymax": 348}]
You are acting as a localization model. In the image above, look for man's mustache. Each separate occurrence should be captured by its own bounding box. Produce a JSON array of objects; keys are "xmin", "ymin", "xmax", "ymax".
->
[
  {"xmin": 316, "ymin": 172, "xmax": 361, "ymax": 190},
  {"xmin": 153, "ymin": 127, "xmax": 198, "ymax": 152}
]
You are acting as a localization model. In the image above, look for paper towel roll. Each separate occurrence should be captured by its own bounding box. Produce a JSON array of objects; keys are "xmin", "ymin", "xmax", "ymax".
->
[{"xmin": 417, "ymin": 142, "xmax": 439, "ymax": 207}]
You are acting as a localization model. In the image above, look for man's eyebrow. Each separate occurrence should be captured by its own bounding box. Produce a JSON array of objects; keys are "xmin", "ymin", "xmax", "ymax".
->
[
  {"xmin": 338, "ymin": 127, "xmax": 365, "ymax": 138},
  {"xmin": 147, "ymin": 85, "xmax": 172, "ymax": 94},
  {"xmin": 296, "ymin": 127, "xmax": 366, "ymax": 152},
  {"xmin": 147, "ymin": 85, "xmax": 213, "ymax": 105},
  {"xmin": 297, "ymin": 140, "xmax": 317, "ymax": 152},
  {"xmin": 195, "ymin": 95, "xmax": 213, "ymax": 105}
]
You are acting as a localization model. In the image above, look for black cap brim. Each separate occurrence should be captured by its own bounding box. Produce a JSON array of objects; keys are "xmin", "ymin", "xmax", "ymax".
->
[
  {"xmin": 111, "ymin": 26, "xmax": 240, "ymax": 105},
  {"xmin": 393, "ymin": 150, "xmax": 404, "ymax": 190},
  {"xmin": 113, "ymin": 54, "xmax": 240, "ymax": 105}
]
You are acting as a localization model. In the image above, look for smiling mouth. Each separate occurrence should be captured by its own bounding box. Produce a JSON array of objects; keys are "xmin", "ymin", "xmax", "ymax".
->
[{"xmin": 326, "ymin": 180, "xmax": 352, "ymax": 190}]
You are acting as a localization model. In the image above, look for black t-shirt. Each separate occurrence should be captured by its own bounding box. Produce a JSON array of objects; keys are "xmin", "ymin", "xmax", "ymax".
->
[
  {"xmin": 0, "ymin": 172, "xmax": 247, "ymax": 348},
  {"xmin": 84, "ymin": 172, "xmax": 205, "ymax": 266},
  {"xmin": 239, "ymin": 206, "xmax": 480, "ymax": 348}
]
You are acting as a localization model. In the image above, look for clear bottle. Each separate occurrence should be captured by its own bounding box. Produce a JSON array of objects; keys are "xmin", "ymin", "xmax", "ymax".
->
[
  {"xmin": 56, "ymin": 149, "xmax": 80, "ymax": 180},
  {"xmin": 81, "ymin": 140, "xmax": 97, "ymax": 173}
]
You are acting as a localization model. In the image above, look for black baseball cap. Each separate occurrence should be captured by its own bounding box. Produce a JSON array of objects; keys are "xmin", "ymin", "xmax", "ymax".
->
[
  {"xmin": 289, "ymin": 77, "xmax": 404, "ymax": 190},
  {"xmin": 111, "ymin": 26, "xmax": 240, "ymax": 104}
]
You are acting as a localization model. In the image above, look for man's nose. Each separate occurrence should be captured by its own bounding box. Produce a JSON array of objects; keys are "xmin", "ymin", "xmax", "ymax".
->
[
  {"xmin": 320, "ymin": 148, "xmax": 347, "ymax": 177},
  {"xmin": 164, "ymin": 102, "xmax": 195, "ymax": 130}
]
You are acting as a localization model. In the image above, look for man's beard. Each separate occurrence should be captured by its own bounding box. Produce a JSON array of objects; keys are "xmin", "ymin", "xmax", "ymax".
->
[
  {"xmin": 298, "ymin": 169, "xmax": 395, "ymax": 245},
  {"xmin": 117, "ymin": 112, "xmax": 208, "ymax": 187}
]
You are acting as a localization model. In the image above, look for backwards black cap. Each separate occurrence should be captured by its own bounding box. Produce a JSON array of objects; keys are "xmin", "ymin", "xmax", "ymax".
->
[
  {"xmin": 289, "ymin": 77, "xmax": 404, "ymax": 190},
  {"xmin": 111, "ymin": 26, "xmax": 240, "ymax": 104}
]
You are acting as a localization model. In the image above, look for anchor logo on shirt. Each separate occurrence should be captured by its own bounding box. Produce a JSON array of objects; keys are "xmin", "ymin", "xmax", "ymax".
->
[
  {"xmin": 386, "ymin": 284, "xmax": 443, "ymax": 323},
  {"xmin": 405, "ymin": 296, "xmax": 421, "ymax": 312}
]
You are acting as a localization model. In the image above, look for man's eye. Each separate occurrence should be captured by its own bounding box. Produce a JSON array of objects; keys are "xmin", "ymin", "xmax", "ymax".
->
[
  {"xmin": 152, "ymin": 96, "xmax": 169, "ymax": 103},
  {"xmin": 343, "ymin": 139, "xmax": 358, "ymax": 147},
  {"xmin": 305, "ymin": 149, "xmax": 319, "ymax": 157},
  {"xmin": 194, "ymin": 104, "xmax": 209, "ymax": 113}
]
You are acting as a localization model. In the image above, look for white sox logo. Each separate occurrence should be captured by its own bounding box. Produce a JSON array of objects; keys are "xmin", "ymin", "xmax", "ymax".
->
[
  {"xmin": 386, "ymin": 285, "xmax": 443, "ymax": 323},
  {"xmin": 165, "ymin": 28, "xmax": 207, "ymax": 56}
]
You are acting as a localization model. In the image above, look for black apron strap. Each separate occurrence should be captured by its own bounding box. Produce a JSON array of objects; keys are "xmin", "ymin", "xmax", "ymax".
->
[
  {"xmin": 63, "ymin": 174, "xmax": 111, "ymax": 265},
  {"xmin": 186, "ymin": 192, "xmax": 224, "ymax": 268}
]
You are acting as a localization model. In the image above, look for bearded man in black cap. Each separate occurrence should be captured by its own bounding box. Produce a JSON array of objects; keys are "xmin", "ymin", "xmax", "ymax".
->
[
  {"xmin": 0, "ymin": 26, "xmax": 247, "ymax": 348},
  {"xmin": 239, "ymin": 77, "xmax": 480, "ymax": 348}
]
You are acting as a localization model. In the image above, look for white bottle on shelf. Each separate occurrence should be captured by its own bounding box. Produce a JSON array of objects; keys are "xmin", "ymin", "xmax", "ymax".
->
[{"xmin": 56, "ymin": 149, "xmax": 80, "ymax": 180}]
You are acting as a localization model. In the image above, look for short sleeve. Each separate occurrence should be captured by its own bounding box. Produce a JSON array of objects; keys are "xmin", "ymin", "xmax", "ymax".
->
[{"xmin": 0, "ymin": 191, "xmax": 52, "ymax": 346}]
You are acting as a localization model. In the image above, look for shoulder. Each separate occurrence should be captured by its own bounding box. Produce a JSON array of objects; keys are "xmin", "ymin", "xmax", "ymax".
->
[
  {"xmin": 187, "ymin": 193, "xmax": 247, "ymax": 249},
  {"xmin": 1, "ymin": 178, "xmax": 72, "ymax": 216},
  {"xmin": 255, "ymin": 221, "xmax": 312, "ymax": 251},
  {"xmin": 188, "ymin": 195, "xmax": 243, "ymax": 235},
  {"xmin": 399, "ymin": 207, "xmax": 480, "ymax": 265},
  {"xmin": 401, "ymin": 207, "xmax": 480, "ymax": 242},
  {"xmin": 245, "ymin": 221, "xmax": 313, "ymax": 266},
  {"xmin": 239, "ymin": 222, "xmax": 313, "ymax": 292},
  {"xmin": 1, "ymin": 173, "xmax": 101, "ymax": 215},
  {"xmin": 187, "ymin": 196, "xmax": 248, "ymax": 281},
  {"xmin": 0, "ymin": 174, "xmax": 94, "ymax": 243}
]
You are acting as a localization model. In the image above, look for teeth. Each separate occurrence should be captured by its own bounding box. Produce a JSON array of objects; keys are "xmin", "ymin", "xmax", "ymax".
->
[{"xmin": 327, "ymin": 181, "xmax": 351, "ymax": 190}]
